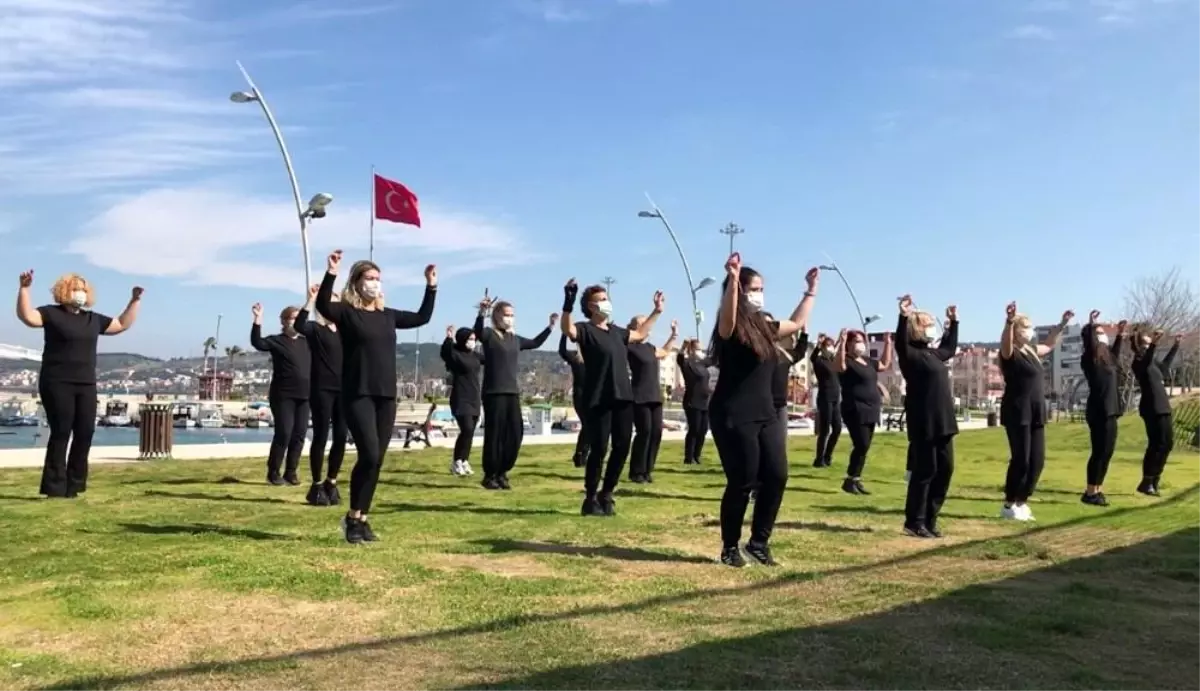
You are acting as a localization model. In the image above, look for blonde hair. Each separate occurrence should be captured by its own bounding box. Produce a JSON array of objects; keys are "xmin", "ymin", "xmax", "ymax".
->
[
  {"xmin": 1012, "ymin": 314, "xmax": 1039, "ymax": 359},
  {"xmin": 51, "ymin": 273, "xmax": 95, "ymax": 308},
  {"xmin": 907, "ymin": 311, "xmax": 936, "ymax": 342},
  {"xmin": 341, "ymin": 260, "xmax": 384, "ymax": 310}
]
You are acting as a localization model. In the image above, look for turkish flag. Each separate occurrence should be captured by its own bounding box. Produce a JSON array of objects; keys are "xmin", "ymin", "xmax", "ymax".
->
[{"xmin": 373, "ymin": 173, "xmax": 421, "ymax": 227}]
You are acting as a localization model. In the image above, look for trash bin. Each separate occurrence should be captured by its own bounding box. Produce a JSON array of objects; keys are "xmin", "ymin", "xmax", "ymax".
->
[
  {"xmin": 139, "ymin": 402, "xmax": 174, "ymax": 459},
  {"xmin": 986, "ymin": 411, "xmax": 998, "ymax": 428}
]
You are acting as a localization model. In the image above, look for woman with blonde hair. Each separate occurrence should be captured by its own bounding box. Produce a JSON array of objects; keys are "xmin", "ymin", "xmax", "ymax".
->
[
  {"xmin": 16, "ymin": 270, "xmax": 143, "ymax": 498},
  {"xmin": 294, "ymin": 283, "xmax": 347, "ymax": 506},
  {"xmin": 472, "ymin": 291, "xmax": 555, "ymax": 490},
  {"xmin": 833, "ymin": 328, "xmax": 892, "ymax": 495},
  {"xmin": 316, "ymin": 250, "xmax": 436, "ymax": 544},
  {"xmin": 999, "ymin": 303, "xmax": 1072, "ymax": 521},
  {"xmin": 895, "ymin": 295, "xmax": 958, "ymax": 538}
]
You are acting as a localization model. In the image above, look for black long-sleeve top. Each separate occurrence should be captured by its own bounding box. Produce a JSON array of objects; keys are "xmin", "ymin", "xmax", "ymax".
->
[
  {"xmin": 676, "ymin": 352, "xmax": 712, "ymax": 411},
  {"xmin": 1080, "ymin": 323, "xmax": 1123, "ymax": 419},
  {"xmin": 250, "ymin": 323, "xmax": 311, "ymax": 399},
  {"xmin": 1132, "ymin": 340, "xmax": 1178, "ymax": 416},
  {"xmin": 293, "ymin": 307, "xmax": 342, "ymax": 392},
  {"xmin": 809, "ymin": 345, "xmax": 841, "ymax": 407},
  {"xmin": 839, "ymin": 356, "xmax": 883, "ymax": 425},
  {"xmin": 558, "ymin": 333, "xmax": 585, "ymax": 407},
  {"xmin": 441, "ymin": 328, "xmax": 482, "ymax": 417},
  {"xmin": 895, "ymin": 313, "xmax": 959, "ymax": 442},
  {"xmin": 772, "ymin": 331, "xmax": 809, "ymax": 409},
  {"xmin": 314, "ymin": 270, "xmax": 435, "ymax": 398},
  {"xmin": 999, "ymin": 349, "xmax": 1046, "ymax": 427},
  {"xmin": 628, "ymin": 342, "xmax": 665, "ymax": 405},
  {"xmin": 473, "ymin": 314, "xmax": 552, "ymax": 396}
]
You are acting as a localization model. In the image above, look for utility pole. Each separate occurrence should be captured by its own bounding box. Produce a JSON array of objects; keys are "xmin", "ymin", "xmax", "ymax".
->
[
  {"xmin": 601, "ymin": 276, "xmax": 616, "ymax": 293},
  {"xmin": 719, "ymin": 223, "xmax": 744, "ymax": 255}
]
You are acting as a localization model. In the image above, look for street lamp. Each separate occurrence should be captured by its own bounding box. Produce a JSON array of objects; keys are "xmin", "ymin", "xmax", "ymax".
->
[
  {"xmin": 638, "ymin": 195, "xmax": 715, "ymax": 341},
  {"xmin": 229, "ymin": 61, "xmax": 332, "ymax": 291},
  {"xmin": 819, "ymin": 258, "xmax": 873, "ymax": 334}
]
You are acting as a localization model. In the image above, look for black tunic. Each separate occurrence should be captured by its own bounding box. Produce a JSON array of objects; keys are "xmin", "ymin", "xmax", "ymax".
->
[
  {"xmin": 628, "ymin": 342, "xmax": 663, "ymax": 405},
  {"xmin": 558, "ymin": 334, "xmax": 586, "ymax": 408},
  {"xmin": 1080, "ymin": 323, "xmax": 1123, "ymax": 419},
  {"xmin": 810, "ymin": 348, "xmax": 841, "ymax": 408},
  {"xmin": 676, "ymin": 353, "xmax": 712, "ymax": 411},
  {"xmin": 294, "ymin": 308, "xmax": 343, "ymax": 393},
  {"xmin": 441, "ymin": 332, "xmax": 482, "ymax": 417},
  {"xmin": 36, "ymin": 305, "xmax": 113, "ymax": 385},
  {"xmin": 1132, "ymin": 341, "xmax": 1179, "ymax": 417},
  {"xmin": 710, "ymin": 326, "xmax": 778, "ymax": 426},
  {"xmin": 250, "ymin": 325, "xmax": 311, "ymax": 399},
  {"xmin": 839, "ymin": 357, "xmax": 882, "ymax": 425},
  {"xmin": 895, "ymin": 313, "xmax": 959, "ymax": 442},
  {"xmin": 473, "ymin": 315, "xmax": 552, "ymax": 396},
  {"xmin": 573, "ymin": 321, "xmax": 633, "ymax": 409},
  {"xmin": 999, "ymin": 349, "xmax": 1046, "ymax": 427}
]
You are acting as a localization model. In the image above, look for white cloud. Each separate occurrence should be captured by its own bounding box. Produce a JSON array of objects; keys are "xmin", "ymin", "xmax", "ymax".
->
[
  {"xmin": 68, "ymin": 186, "xmax": 547, "ymax": 292},
  {"xmin": 1007, "ymin": 24, "xmax": 1058, "ymax": 39}
]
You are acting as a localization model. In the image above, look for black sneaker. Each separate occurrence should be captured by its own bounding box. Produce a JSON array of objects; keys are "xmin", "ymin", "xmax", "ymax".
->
[
  {"xmin": 927, "ymin": 526, "xmax": 943, "ymax": 538},
  {"xmin": 498, "ymin": 474, "xmax": 512, "ymax": 490},
  {"xmin": 283, "ymin": 473, "xmax": 301, "ymax": 486},
  {"xmin": 323, "ymin": 479, "xmax": 341, "ymax": 505},
  {"xmin": 630, "ymin": 474, "xmax": 647, "ymax": 484},
  {"xmin": 744, "ymin": 541, "xmax": 778, "ymax": 566},
  {"xmin": 341, "ymin": 516, "xmax": 365, "ymax": 544},
  {"xmin": 306, "ymin": 483, "xmax": 329, "ymax": 506},
  {"xmin": 360, "ymin": 520, "xmax": 378, "ymax": 542},
  {"xmin": 1081, "ymin": 492, "xmax": 1108, "ymax": 507},
  {"xmin": 904, "ymin": 524, "xmax": 935, "ymax": 539},
  {"xmin": 267, "ymin": 474, "xmax": 286, "ymax": 486},
  {"xmin": 645, "ymin": 472, "xmax": 654, "ymax": 484},
  {"xmin": 597, "ymin": 491, "xmax": 616, "ymax": 517},
  {"xmin": 853, "ymin": 480, "xmax": 871, "ymax": 496},
  {"xmin": 581, "ymin": 496, "xmax": 600, "ymax": 516},
  {"xmin": 482, "ymin": 476, "xmax": 501, "ymax": 490},
  {"xmin": 812, "ymin": 458, "xmax": 825, "ymax": 468},
  {"xmin": 1136, "ymin": 480, "xmax": 1159, "ymax": 497},
  {"xmin": 720, "ymin": 545, "xmax": 746, "ymax": 568},
  {"xmin": 841, "ymin": 478, "xmax": 860, "ymax": 495}
]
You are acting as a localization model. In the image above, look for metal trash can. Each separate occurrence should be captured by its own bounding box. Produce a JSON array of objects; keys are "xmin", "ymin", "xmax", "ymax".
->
[
  {"xmin": 138, "ymin": 402, "xmax": 174, "ymax": 459},
  {"xmin": 986, "ymin": 411, "xmax": 998, "ymax": 428}
]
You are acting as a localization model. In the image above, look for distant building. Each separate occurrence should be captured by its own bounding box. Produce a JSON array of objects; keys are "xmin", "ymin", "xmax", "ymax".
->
[
  {"xmin": 1035, "ymin": 323, "xmax": 1088, "ymax": 403},
  {"xmin": 198, "ymin": 372, "xmax": 233, "ymax": 400},
  {"xmin": 953, "ymin": 346, "xmax": 1004, "ymax": 407}
]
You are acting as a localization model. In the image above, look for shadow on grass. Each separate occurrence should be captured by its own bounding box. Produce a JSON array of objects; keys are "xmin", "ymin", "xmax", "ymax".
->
[
  {"xmin": 141, "ymin": 490, "xmax": 288, "ymax": 505},
  {"xmin": 697, "ymin": 519, "xmax": 873, "ymax": 534},
  {"xmin": 124, "ymin": 477, "xmax": 243, "ymax": 486},
  {"xmin": 467, "ymin": 539, "xmax": 712, "ymax": 564},
  {"xmin": 815, "ymin": 505, "xmax": 981, "ymax": 521},
  {"xmin": 612, "ymin": 488, "xmax": 717, "ymax": 502},
  {"xmin": 0, "ymin": 494, "xmax": 44, "ymax": 502},
  {"xmin": 377, "ymin": 502, "xmax": 564, "ymax": 517},
  {"xmin": 117, "ymin": 523, "xmax": 295, "ymax": 541},
  {"xmin": 41, "ymin": 485, "xmax": 1200, "ymax": 691}
]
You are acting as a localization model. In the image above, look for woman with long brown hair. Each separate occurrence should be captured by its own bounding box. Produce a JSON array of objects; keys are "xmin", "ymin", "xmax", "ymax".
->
[{"xmin": 1079, "ymin": 311, "xmax": 1124, "ymax": 506}]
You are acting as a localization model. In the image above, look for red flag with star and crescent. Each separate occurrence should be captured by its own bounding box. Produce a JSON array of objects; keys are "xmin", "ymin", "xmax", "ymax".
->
[{"xmin": 373, "ymin": 173, "xmax": 421, "ymax": 227}]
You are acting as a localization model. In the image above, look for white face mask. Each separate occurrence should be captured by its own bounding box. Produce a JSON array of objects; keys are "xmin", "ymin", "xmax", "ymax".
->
[
  {"xmin": 822, "ymin": 346, "xmax": 835, "ymax": 356},
  {"xmin": 1019, "ymin": 327, "xmax": 1035, "ymax": 343},
  {"xmin": 744, "ymin": 291, "xmax": 764, "ymax": 311},
  {"xmin": 498, "ymin": 316, "xmax": 514, "ymax": 331},
  {"xmin": 360, "ymin": 279, "xmax": 382, "ymax": 299},
  {"xmin": 466, "ymin": 338, "xmax": 477, "ymax": 350},
  {"xmin": 923, "ymin": 325, "xmax": 939, "ymax": 342},
  {"xmin": 852, "ymin": 342, "xmax": 866, "ymax": 357},
  {"xmin": 595, "ymin": 300, "xmax": 613, "ymax": 318},
  {"xmin": 70, "ymin": 290, "xmax": 87, "ymax": 308},
  {"xmin": 1096, "ymin": 333, "xmax": 1109, "ymax": 345}
]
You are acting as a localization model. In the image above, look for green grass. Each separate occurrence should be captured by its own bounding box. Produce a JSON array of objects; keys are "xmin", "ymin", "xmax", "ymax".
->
[{"xmin": 0, "ymin": 416, "xmax": 1196, "ymax": 690}]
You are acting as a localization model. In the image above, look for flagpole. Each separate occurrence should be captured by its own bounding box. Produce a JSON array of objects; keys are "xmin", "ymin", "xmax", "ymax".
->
[{"xmin": 369, "ymin": 164, "xmax": 376, "ymax": 262}]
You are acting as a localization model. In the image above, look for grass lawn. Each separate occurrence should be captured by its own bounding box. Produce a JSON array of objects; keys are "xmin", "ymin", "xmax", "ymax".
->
[{"xmin": 0, "ymin": 417, "xmax": 1197, "ymax": 690}]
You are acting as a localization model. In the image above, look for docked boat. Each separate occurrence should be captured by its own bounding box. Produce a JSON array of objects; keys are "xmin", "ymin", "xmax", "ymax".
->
[
  {"xmin": 99, "ymin": 400, "xmax": 131, "ymax": 427},
  {"xmin": 197, "ymin": 404, "xmax": 224, "ymax": 429}
]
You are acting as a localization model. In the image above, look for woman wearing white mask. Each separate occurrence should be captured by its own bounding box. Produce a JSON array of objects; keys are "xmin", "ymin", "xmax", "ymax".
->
[
  {"xmin": 895, "ymin": 295, "xmax": 958, "ymax": 538},
  {"xmin": 316, "ymin": 251, "xmax": 436, "ymax": 544},
  {"xmin": 808, "ymin": 332, "xmax": 843, "ymax": 468},
  {"xmin": 16, "ymin": 270, "xmax": 143, "ymax": 498},
  {"xmin": 999, "ymin": 303, "xmax": 1072, "ymax": 522},
  {"xmin": 1079, "ymin": 311, "xmax": 1124, "ymax": 506},
  {"xmin": 561, "ymin": 279, "xmax": 664, "ymax": 517},
  {"xmin": 473, "ymin": 294, "xmax": 555, "ymax": 490},
  {"xmin": 833, "ymin": 328, "xmax": 892, "ymax": 495}
]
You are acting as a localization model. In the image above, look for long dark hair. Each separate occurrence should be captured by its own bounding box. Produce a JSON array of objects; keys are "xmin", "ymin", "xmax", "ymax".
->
[{"xmin": 708, "ymin": 266, "xmax": 775, "ymax": 363}]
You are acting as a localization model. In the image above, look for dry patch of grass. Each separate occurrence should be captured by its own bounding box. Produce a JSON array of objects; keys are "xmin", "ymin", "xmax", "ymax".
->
[{"xmin": 428, "ymin": 553, "xmax": 560, "ymax": 578}]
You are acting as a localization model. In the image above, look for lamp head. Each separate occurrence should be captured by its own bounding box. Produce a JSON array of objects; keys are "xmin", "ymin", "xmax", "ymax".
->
[
  {"xmin": 229, "ymin": 91, "xmax": 257, "ymax": 103},
  {"xmin": 637, "ymin": 210, "xmax": 660, "ymax": 219},
  {"xmin": 818, "ymin": 264, "xmax": 837, "ymax": 272},
  {"xmin": 695, "ymin": 277, "xmax": 716, "ymax": 292},
  {"xmin": 306, "ymin": 192, "xmax": 333, "ymax": 218}
]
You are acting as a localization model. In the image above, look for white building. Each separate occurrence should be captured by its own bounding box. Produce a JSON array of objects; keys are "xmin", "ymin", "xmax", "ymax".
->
[{"xmin": 1035, "ymin": 323, "xmax": 1086, "ymax": 402}]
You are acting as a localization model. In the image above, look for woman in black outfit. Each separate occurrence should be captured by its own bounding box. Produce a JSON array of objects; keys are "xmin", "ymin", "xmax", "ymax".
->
[
  {"xmin": 558, "ymin": 332, "xmax": 588, "ymax": 468},
  {"xmin": 560, "ymin": 279, "xmax": 664, "ymax": 517},
  {"xmin": 1079, "ymin": 311, "xmax": 1124, "ymax": 506},
  {"xmin": 833, "ymin": 328, "xmax": 892, "ymax": 495},
  {"xmin": 1131, "ymin": 327, "xmax": 1181, "ymax": 497},
  {"xmin": 16, "ymin": 270, "xmax": 142, "ymax": 498},
  {"xmin": 251, "ymin": 302, "xmax": 311, "ymax": 487},
  {"xmin": 627, "ymin": 318, "xmax": 679, "ymax": 484},
  {"xmin": 809, "ymin": 333, "xmax": 842, "ymax": 468},
  {"xmin": 440, "ymin": 325, "xmax": 481, "ymax": 477},
  {"xmin": 315, "ymin": 250, "xmax": 436, "ymax": 544},
  {"xmin": 998, "ymin": 303, "xmax": 1071, "ymax": 522},
  {"xmin": 708, "ymin": 254, "xmax": 817, "ymax": 568},
  {"xmin": 473, "ymin": 295, "xmax": 554, "ymax": 490},
  {"xmin": 294, "ymin": 283, "xmax": 347, "ymax": 505},
  {"xmin": 895, "ymin": 295, "xmax": 959, "ymax": 539},
  {"xmin": 677, "ymin": 339, "xmax": 712, "ymax": 465}
]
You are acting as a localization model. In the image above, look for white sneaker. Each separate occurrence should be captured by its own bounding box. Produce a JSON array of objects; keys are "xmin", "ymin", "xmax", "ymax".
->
[
  {"xmin": 1000, "ymin": 504, "xmax": 1019, "ymax": 520},
  {"xmin": 462, "ymin": 460, "xmax": 474, "ymax": 476},
  {"xmin": 904, "ymin": 471, "xmax": 912, "ymax": 482},
  {"xmin": 1017, "ymin": 503, "xmax": 1035, "ymax": 521},
  {"xmin": 450, "ymin": 459, "xmax": 465, "ymax": 476}
]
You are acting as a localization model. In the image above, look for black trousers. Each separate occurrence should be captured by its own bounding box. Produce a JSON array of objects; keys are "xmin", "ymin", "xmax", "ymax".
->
[
  {"xmin": 454, "ymin": 412, "xmax": 479, "ymax": 461},
  {"xmin": 572, "ymin": 402, "xmax": 589, "ymax": 463},
  {"xmin": 1085, "ymin": 415, "xmax": 1118, "ymax": 486},
  {"xmin": 814, "ymin": 401, "xmax": 842, "ymax": 463},
  {"xmin": 267, "ymin": 395, "xmax": 310, "ymax": 479},
  {"xmin": 1003, "ymin": 424, "xmax": 1046, "ymax": 503},
  {"xmin": 583, "ymin": 400, "xmax": 634, "ymax": 495},
  {"xmin": 629, "ymin": 402, "xmax": 664, "ymax": 478},
  {"xmin": 1141, "ymin": 413, "xmax": 1174, "ymax": 480},
  {"xmin": 711, "ymin": 413, "xmax": 788, "ymax": 547},
  {"xmin": 38, "ymin": 381, "xmax": 97, "ymax": 497},
  {"xmin": 344, "ymin": 395, "xmax": 397, "ymax": 514},
  {"xmin": 906, "ymin": 443, "xmax": 915, "ymax": 473},
  {"xmin": 845, "ymin": 416, "xmax": 876, "ymax": 478},
  {"xmin": 482, "ymin": 394, "xmax": 524, "ymax": 478},
  {"xmin": 684, "ymin": 406, "xmax": 709, "ymax": 463},
  {"xmin": 904, "ymin": 434, "xmax": 955, "ymax": 531},
  {"xmin": 309, "ymin": 388, "xmax": 347, "ymax": 482}
]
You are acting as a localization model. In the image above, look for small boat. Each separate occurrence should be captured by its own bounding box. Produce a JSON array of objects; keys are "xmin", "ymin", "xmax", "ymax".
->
[
  {"xmin": 197, "ymin": 404, "xmax": 224, "ymax": 429},
  {"xmin": 99, "ymin": 400, "xmax": 131, "ymax": 427}
]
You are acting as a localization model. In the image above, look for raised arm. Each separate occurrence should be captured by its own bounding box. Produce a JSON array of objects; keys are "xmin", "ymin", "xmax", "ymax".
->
[
  {"xmin": 833, "ymin": 328, "xmax": 848, "ymax": 373},
  {"xmin": 293, "ymin": 284, "xmax": 319, "ymax": 337},
  {"xmin": 104, "ymin": 286, "xmax": 144, "ymax": 335},
  {"xmin": 629, "ymin": 291, "xmax": 665, "ymax": 344},
  {"xmin": 791, "ymin": 330, "xmax": 810, "ymax": 362},
  {"xmin": 1000, "ymin": 301, "xmax": 1016, "ymax": 360},
  {"xmin": 1161, "ymin": 333, "xmax": 1181, "ymax": 371},
  {"xmin": 718, "ymin": 253, "xmax": 741, "ymax": 340},
  {"xmin": 15, "ymin": 271, "xmax": 42, "ymax": 328},
  {"xmin": 1036, "ymin": 310, "xmax": 1074, "ymax": 358},
  {"xmin": 895, "ymin": 296, "xmax": 912, "ymax": 363},
  {"xmin": 519, "ymin": 314, "xmax": 556, "ymax": 350},
  {"xmin": 935, "ymin": 305, "xmax": 959, "ymax": 362},
  {"xmin": 878, "ymin": 332, "xmax": 893, "ymax": 371},
  {"xmin": 392, "ymin": 264, "xmax": 437, "ymax": 330},
  {"xmin": 315, "ymin": 251, "xmax": 346, "ymax": 325},
  {"xmin": 249, "ymin": 303, "xmax": 272, "ymax": 352},
  {"xmin": 776, "ymin": 267, "xmax": 819, "ymax": 338},
  {"xmin": 560, "ymin": 279, "xmax": 579, "ymax": 342},
  {"xmin": 1112, "ymin": 320, "xmax": 1126, "ymax": 359},
  {"xmin": 655, "ymin": 320, "xmax": 679, "ymax": 359},
  {"xmin": 1080, "ymin": 313, "xmax": 1097, "ymax": 363}
]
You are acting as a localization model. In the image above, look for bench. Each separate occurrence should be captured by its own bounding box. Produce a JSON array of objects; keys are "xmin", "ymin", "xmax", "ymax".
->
[{"xmin": 884, "ymin": 410, "xmax": 906, "ymax": 432}]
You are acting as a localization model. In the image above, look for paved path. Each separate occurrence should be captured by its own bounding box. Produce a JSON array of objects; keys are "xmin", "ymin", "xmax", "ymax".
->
[{"xmin": 0, "ymin": 419, "xmax": 990, "ymax": 470}]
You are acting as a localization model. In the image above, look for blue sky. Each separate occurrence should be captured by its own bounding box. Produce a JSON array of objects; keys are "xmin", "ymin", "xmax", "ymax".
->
[{"xmin": 2, "ymin": 0, "xmax": 1197, "ymax": 358}]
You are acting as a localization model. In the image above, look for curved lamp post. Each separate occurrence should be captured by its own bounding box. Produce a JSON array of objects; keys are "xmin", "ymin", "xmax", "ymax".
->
[
  {"xmin": 230, "ymin": 61, "xmax": 333, "ymax": 291},
  {"xmin": 638, "ymin": 194, "xmax": 716, "ymax": 341},
  {"xmin": 818, "ymin": 257, "xmax": 876, "ymax": 334}
]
